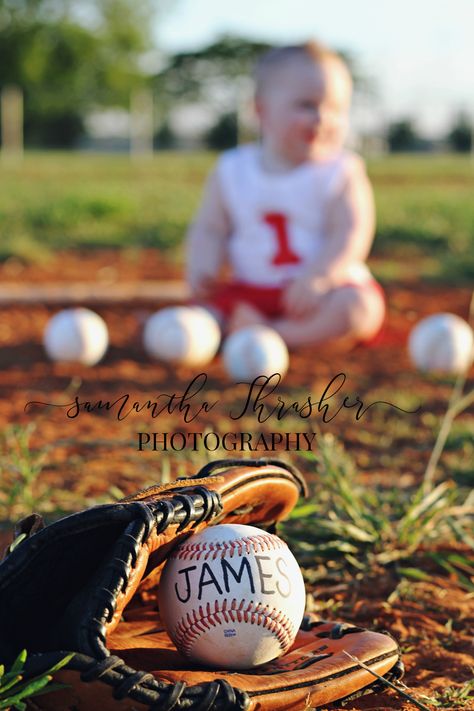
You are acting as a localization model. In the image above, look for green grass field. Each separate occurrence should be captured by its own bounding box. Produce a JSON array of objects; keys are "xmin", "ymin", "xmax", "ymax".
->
[{"xmin": 0, "ymin": 151, "xmax": 473, "ymax": 282}]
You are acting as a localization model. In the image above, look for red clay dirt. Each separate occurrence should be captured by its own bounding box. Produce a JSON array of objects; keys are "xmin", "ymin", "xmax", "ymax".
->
[{"xmin": 0, "ymin": 249, "xmax": 472, "ymax": 711}]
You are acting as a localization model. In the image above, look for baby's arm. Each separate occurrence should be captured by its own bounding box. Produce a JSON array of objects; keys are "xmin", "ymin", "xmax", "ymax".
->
[
  {"xmin": 186, "ymin": 169, "xmax": 231, "ymax": 298},
  {"xmin": 283, "ymin": 156, "xmax": 375, "ymax": 317}
]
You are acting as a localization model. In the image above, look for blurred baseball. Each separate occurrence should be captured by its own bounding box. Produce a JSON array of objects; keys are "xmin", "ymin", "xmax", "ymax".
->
[
  {"xmin": 158, "ymin": 523, "xmax": 305, "ymax": 669},
  {"xmin": 408, "ymin": 313, "xmax": 473, "ymax": 374},
  {"xmin": 143, "ymin": 306, "xmax": 221, "ymax": 367},
  {"xmin": 223, "ymin": 325, "xmax": 289, "ymax": 381},
  {"xmin": 43, "ymin": 308, "xmax": 108, "ymax": 365}
]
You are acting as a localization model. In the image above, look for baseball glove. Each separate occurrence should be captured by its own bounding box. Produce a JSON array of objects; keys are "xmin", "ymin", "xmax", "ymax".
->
[{"xmin": 0, "ymin": 458, "xmax": 403, "ymax": 710}]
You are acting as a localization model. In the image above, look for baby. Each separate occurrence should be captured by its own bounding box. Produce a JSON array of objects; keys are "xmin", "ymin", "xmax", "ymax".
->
[{"xmin": 186, "ymin": 40, "xmax": 385, "ymax": 349}]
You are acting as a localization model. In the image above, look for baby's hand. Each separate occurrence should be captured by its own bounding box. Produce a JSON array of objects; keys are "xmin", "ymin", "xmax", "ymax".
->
[
  {"xmin": 283, "ymin": 276, "xmax": 333, "ymax": 318},
  {"xmin": 187, "ymin": 269, "xmax": 219, "ymax": 299}
]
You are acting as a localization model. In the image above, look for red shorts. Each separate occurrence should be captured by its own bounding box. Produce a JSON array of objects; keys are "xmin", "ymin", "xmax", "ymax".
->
[
  {"xmin": 200, "ymin": 280, "xmax": 386, "ymax": 346},
  {"xmin": 206, "ymin": 280, "xmax": 385, "ymax": 320},
  {"xmin": 206, "ymin": 282, "xmax": 286, "ymax": 319}
]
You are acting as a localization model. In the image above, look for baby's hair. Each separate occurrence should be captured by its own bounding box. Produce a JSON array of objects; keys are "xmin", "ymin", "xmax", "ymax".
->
[{"xmin": 254, "ymin": 40, "xmax": 351, "ymax": 95}]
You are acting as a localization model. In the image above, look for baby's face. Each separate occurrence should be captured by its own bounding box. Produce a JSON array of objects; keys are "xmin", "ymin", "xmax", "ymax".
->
[{"xmin": 257, "ymin": 57, "xmax": 352, "ymax": 163}]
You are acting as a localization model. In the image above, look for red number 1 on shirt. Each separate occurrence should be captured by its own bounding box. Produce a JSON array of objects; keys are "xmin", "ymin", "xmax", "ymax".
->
[{"xmin": 263, "ymin": 212, "xmax": 300, "ymax": 265}]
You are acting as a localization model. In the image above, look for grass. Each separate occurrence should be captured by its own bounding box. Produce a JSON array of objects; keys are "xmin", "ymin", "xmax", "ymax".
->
[
  {"xmin": 0, "ymin": 649, "xmax": 73, "ymax": 711},
  {"xmin": 0, "ymin": 152, "xmax": 213, "ymax": 261},
  {"xmin": 281, "ymin": 358, "xmax": 474, "ymax": 590},
  {"xmin": 0, "ymin": 425, "xmax": 50, "ymax": 521},
  {"xmin": 0, "ymin": 424, "xmax": 110, "ymax": 522},
  {"xmin": 280, "ymin": 435, "xmax": 473, "ymax": 590},
  {"xmin": 0, "ymin": 152, "xmax": 473, "ymax": 282},
  {"xmin": 369, "ymin": 155, "xmax": 474, "ymax": 283},
  {"xmin": 419, "ymin": 677, "xmax": 474, "ymax": 708}
]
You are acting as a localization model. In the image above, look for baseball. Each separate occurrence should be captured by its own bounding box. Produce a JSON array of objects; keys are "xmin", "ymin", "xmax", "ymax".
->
[
  {"xmin": 158, "ymin": 523, "xmax": 305, "ymax": 669},
  {"xmin": 222, "ymin": 325, "xmax": 289, "ymax": 381},
  {"xmin": 43, "ymin": 307, "xmax": 109, "ymax": 365},
  {"xmin": 408, "ymin": 313, "xmax": 473, "ymax": 374},
  {"xmin": 143, "ymin": 306, "xmax": 221, "ymax": 367}
]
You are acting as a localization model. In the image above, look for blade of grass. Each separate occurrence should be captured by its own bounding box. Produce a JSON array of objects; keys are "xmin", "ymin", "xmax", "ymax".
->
[
  {"xmin": 446, "ymin": 518, "xmax": 474, "ymax": 549},
  {"xmin": 423, "ymin": 291, "xmax": 474, "ymax": 493},
  {"xmin": 0, "ymin": 675, "xmax": 52, "ymax": 706},
  {"xmin": 9, "ymin": 651, "xmax": 27, "ymax": 675},
  {"xmin": 427, "ymin": 552, "xmax": 474, "ymax": 592},
  {"xmin": 342, "ymin": 651, "xmax": 431, "ymax": 711},
  {"xmin": 0, "ymin": 674, "xmax": 23, "ymax": 694},
  {"xmin": 397, "ymin": 566, "xmax": 433, "ymax": 582}
]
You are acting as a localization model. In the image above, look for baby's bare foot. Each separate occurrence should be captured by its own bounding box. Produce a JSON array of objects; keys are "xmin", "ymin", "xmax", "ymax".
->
[{"xmin": 228, "ymin": 302, "xmax": 268, "ymax": 333}]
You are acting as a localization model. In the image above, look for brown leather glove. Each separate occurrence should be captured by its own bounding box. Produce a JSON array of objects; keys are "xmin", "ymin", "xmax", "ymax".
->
[{"xmin": 0, "ymin": 459, "xmax": 402, "ymax": 710}]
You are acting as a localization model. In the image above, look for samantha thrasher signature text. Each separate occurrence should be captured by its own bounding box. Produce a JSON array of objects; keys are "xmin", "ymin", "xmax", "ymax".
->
[{"xmin": 24, "ymin": 372, "xmax": 420, "ymax": 425}]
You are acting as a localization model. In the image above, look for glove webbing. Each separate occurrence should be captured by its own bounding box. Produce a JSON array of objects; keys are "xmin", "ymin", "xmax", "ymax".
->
[
  {"xmin": 22, "ymin": 651, "xmax": 250, "ymax": 711},
  {"xmin": 84, "ymin": 487, "xmax": 223, "ymax": 659},
  {"xmin": 77, "ymin": 653, "xmax": 248, "ymax": 710},
  {"xmin": 63, "ymin": 485, "xmax": 251, "ymax": 709}
]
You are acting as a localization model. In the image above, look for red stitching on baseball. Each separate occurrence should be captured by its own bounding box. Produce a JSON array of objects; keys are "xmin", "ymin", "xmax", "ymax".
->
[
  {"xmin": 172, "ymin": 598, "xmax": 295, "ymax": 659},
  {"xmin": 171, "ymin": 533, "xmax": 287, "ymax": 561}
]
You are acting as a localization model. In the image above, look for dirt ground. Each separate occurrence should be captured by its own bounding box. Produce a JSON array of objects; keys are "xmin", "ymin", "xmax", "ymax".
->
[{"xmin": 0, "ymin": 250, "xmax": 472, "ymax": 710}]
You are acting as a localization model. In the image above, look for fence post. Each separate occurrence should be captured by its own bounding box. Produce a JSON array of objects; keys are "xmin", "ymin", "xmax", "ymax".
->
[
  {"xmin": 130, "ymin": 88, "xmax": 154, "ymax": 160},
  {"xmin": 1, "ymin": 85, "xmax": 24, "ymax": 162}
]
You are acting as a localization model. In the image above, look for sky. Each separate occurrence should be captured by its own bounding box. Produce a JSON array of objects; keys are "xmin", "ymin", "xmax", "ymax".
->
[{"xmin": 156, "ymin": 0, "xmax": 474, "ymax": 137}]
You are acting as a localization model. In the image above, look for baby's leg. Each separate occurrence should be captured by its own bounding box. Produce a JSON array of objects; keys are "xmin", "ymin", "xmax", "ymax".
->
[
  {"xmin": 227, "ymin": 302, "xmax": 268, "ymax": 332},
  {"xmin": 273, "ymin": 283, "xmax": 385, "ymax": 349}
]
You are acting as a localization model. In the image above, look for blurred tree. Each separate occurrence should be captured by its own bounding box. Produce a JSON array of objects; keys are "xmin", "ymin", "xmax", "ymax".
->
[
  {"xmin": 154, "ymin": 36, "xmax": 271, "ymax": 109},
  {"xmin": 447, "ymin": 112, "xmax": 472, "ymax": 152},
  {"xmin": 154, "ymin": 119, "xmax": 177, "ymax": 149},
  {"xmin": 0, "ymin": 0, "xmax": 158, "ymax": 147},
  {"xmin": 154, "ymin": 35, "xmax": 364, "ymax": 146},
  {"xmin": 205, "ymin": 111, "xmax": 238, "ymax": 150},
  {"xmin": 155, "ymin": 36, "xmax": 362, "ymax": 105},
  {"xmin": 387, "ymin": 119, "xmax": 420, "ymax": 152},
  {"xmin": 153, "ymin": 36, "xmax": 271, "ymax": 147}
]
